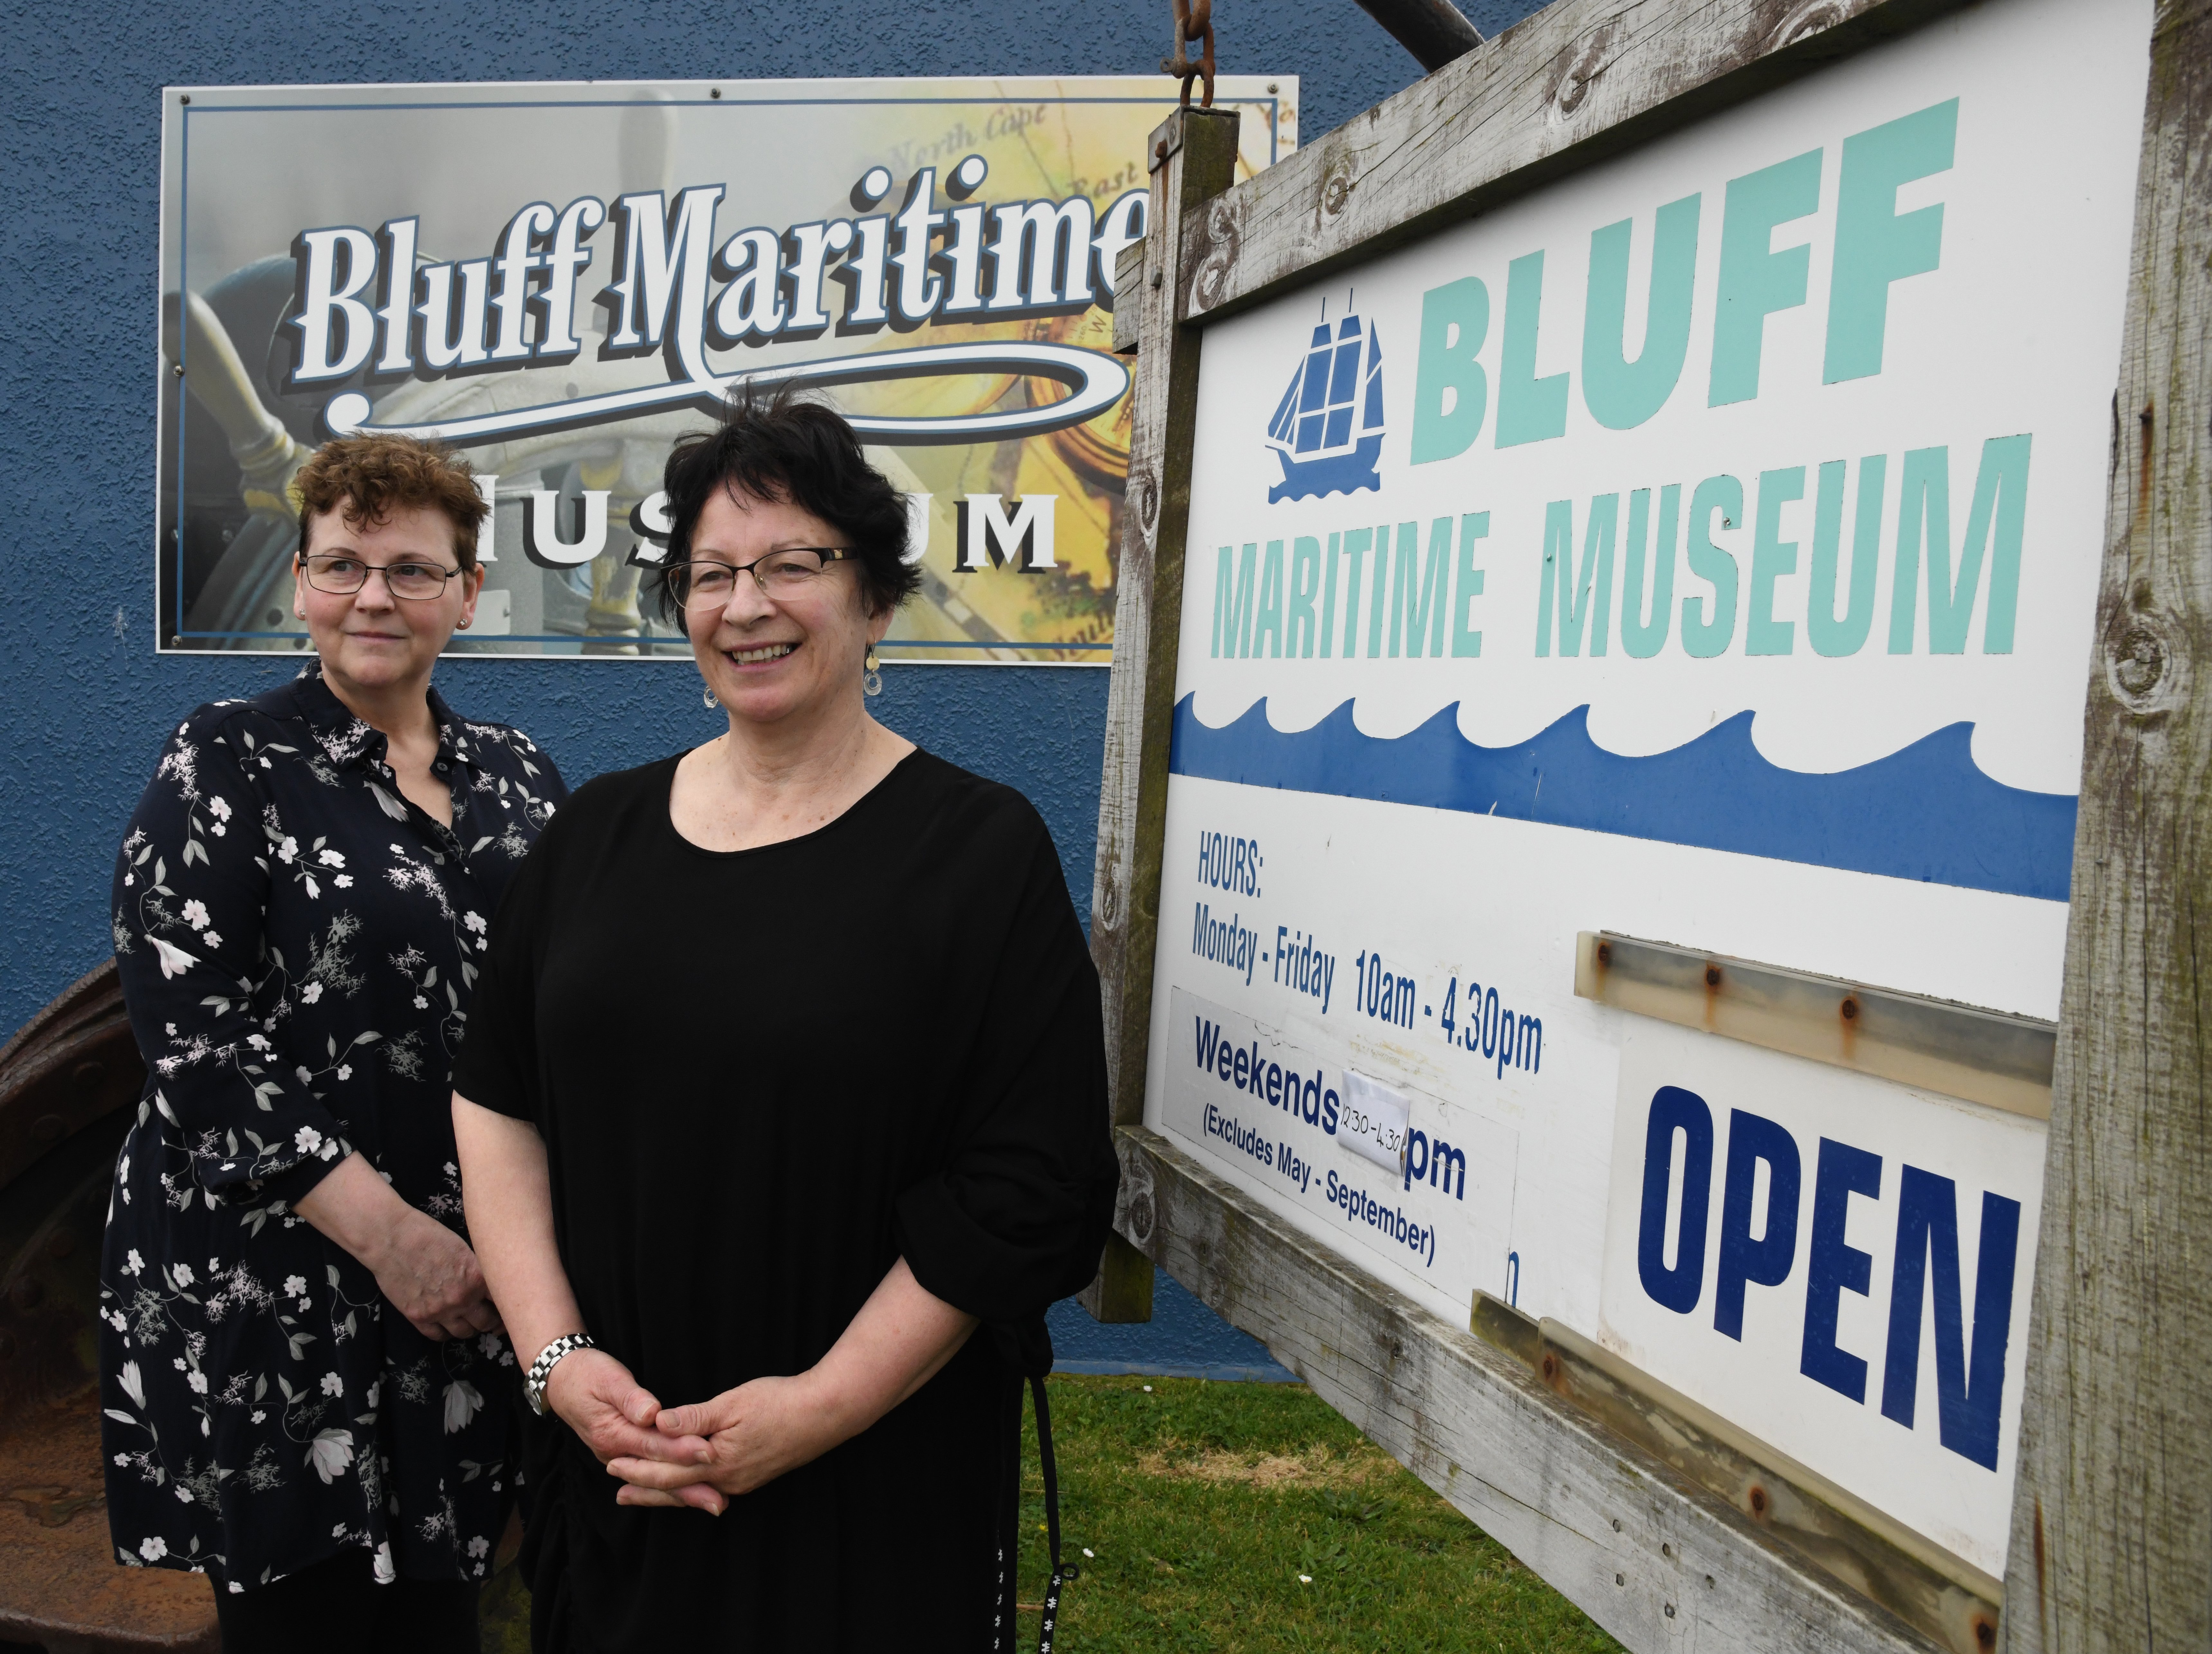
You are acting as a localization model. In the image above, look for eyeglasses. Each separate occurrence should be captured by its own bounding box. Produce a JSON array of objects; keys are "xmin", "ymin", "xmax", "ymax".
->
[
  {"xmin": 300, "ymin": 554, "xmax": 463, "ymax": 602},
  {"xmin": 668, "ymin": 547, "xmax": 854, "ymax": 608}
]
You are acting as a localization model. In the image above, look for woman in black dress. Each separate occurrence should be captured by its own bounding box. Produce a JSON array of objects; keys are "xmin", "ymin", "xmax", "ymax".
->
[
  {"xmin": 451, "ymin": 391, "xmax": 1116, "ymax": 1651},
  {"xmin": 101, "ymin": 436, "xmax": 566, "ymax": 1650}
]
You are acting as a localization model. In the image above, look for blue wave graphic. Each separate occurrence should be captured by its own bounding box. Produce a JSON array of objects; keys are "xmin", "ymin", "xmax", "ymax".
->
[{"xmin": 1169, "ymin": 697, "xmax": 2077, "ymax": 902}]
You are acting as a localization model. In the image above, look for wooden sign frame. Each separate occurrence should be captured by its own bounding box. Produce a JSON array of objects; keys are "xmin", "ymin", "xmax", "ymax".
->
[{"xmin": 1082, "ymin": 0, "xmax": 2212, "ymax": 1647}]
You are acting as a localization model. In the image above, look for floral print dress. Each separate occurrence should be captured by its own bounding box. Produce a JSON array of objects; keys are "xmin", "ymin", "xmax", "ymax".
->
[{"xmin": 98, "ymin": 664, "xmax": 566, "ymax": 1594}]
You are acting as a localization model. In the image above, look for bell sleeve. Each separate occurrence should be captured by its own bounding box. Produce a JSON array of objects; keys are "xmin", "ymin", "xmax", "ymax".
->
[
  {"xmin": 111, "ymin": 711, "xmax": 352, "ymax": 1206},
  {"xmin": 895, "ymin": 813, "xmax": 1118, "ymax": 1323}
]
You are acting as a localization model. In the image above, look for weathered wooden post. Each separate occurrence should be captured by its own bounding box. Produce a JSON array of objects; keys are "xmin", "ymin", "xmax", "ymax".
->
[
  {"xmin": 1087, "ymin": 0, "xmax": 2204, "ymax": 1645},
  {"xmin": 1082, "ymin": 101, "xmax": 1243, "ymax": 1323},
  {"xmin": 2002, "ymin": 1, "xmax": 2212, "ymax": 1642}
]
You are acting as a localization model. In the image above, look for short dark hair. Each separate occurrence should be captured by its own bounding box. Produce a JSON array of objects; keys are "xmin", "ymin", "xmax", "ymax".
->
[
  {"xmin": 295, "ymin": 434, "xmax": 486, "ymax": 569},
  {"xmin": 653, "ymin": 384, "xmax": 921, "ymax": 623}
]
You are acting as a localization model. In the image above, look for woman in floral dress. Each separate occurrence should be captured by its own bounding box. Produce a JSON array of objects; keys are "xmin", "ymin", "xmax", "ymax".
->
[{"xmin": 99, "ymin": 435, "xmax": 566, "ymax": 1652}]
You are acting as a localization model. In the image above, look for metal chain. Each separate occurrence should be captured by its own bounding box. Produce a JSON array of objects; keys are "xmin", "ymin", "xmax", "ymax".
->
[{"xmin": 1160, "ymin": 0, "xmax": 1216, "ymax": 109}]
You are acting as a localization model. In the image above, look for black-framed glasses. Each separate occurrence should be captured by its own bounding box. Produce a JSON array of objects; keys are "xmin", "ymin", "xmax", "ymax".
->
[
  {"xmin": 669, "ymin": 547, "xmax": 855, "ymax": 608},
  {"xmin": 300, "ymin": 553, "xmax": 463, "ymax": 602}
]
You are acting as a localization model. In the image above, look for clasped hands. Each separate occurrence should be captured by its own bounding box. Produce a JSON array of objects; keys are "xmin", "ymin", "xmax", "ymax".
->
[{"xmin": 545, "ymin": 1347, "xmax": 843, "ymax": 1516}]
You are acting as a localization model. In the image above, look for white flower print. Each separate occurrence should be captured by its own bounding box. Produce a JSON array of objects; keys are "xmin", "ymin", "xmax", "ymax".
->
[
  {"xmin": 106, "ymin": 675, "xmax": 566, "ymax": 1587},
  {"xmin": 148, "ymin": 936, "xmax": 197, "ymax": 979},
  {"xmin": 373, "ymin": 1542, "xmax": 395, "ymax": 1584},
  {"xmin": 412, "ymin": 995, "xmax": 429, "ymax": 1010},
  {"xmin": 442, "ymin": 1379, "xmax": 484, "ymax": 1435},
  {"xmin": 466, "ymin": 1534, "xmax": 490, "ymax": 1558},
  {"xmin": 308, "ymin": 1429, "xmax": 355, "ymax": 1483}
]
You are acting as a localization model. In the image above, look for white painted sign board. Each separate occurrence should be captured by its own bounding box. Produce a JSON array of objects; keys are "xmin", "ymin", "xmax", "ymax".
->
[{"xmin": 1143, "ymin": 0, "xmax": 2150, "ymax": 1581}]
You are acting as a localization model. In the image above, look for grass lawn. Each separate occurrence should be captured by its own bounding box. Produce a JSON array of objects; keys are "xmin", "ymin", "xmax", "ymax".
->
[
  {"xmin": 1011, "ymin": 1374, "xmax": 1623, "ymax": 1653},
  {"xmin": 481, "ymin": 1372, "xmax": 1623, "ymax": 1651}
]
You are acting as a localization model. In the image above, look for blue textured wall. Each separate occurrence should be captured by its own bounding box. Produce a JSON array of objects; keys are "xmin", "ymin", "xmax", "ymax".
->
[{"xmin": 1, "ymin": 0, "xmax": 1545, "ymax": 1367}]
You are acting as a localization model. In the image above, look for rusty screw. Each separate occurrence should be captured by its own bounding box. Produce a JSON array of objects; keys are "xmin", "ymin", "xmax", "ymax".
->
[
  {"xmin": 1840, "ymin": 997, "xmax": 1859, "ymax": 1021},
  {"xmin": 1975, "ymin": 1619, "xmax": 1995, "ymax": 1649},
  {"xmin": 1747, "ymin": 1486, "xmax": 1767, "ymax": 1515},
  {"xmin": 1541, "ymin": 1354, "xmax": 1556, "ymax": 1380},
  {"xmin": 1705, "ymin": 965, "xmax": 1722, "ymax": 988},
  {"xmin": 1595, "ymin": 941, "xmax": 1612, "ymax": 966}
]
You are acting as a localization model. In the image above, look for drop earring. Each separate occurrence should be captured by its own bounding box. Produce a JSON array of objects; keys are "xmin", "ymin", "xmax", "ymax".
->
[
  {"xmin": 862, "ymin": 644, "xmax": 883, "ymax": 698},
  {"xmin": 703, "ymin": 686, "xmax": 718, "ymax": 708}
]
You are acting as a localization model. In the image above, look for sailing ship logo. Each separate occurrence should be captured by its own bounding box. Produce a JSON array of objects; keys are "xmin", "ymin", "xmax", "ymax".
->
[{"xmin": 1263, "ymin": 297, "xmax": 1385, "ymax": 503}]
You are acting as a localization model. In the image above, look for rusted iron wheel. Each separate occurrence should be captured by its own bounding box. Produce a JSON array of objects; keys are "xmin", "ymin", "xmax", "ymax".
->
[{"xmin": 0, "ymin": 959, "xmax": 223, "ymax": 1651}]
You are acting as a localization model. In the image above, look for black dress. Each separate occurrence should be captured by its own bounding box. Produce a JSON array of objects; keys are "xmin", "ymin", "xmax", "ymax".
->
[
  {"xmin": 99, "ymin": 665, "xmax": 567, "ymax": 1592},
  {"xmin": 449, "ymin": 748, "xmax": 1116, "ymax": 1653}
]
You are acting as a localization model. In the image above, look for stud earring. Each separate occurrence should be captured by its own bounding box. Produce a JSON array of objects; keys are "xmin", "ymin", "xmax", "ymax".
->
[
  {"xmin": 457, "ymin": 616, "xmax": 472, "ymax": 630},
  {"xmin": 703, "ymin": 686, "xmax": 718, "ymax": 708},
  {"xmin": 862, "ymin": 644, "xmax": 883, "ymax": 698}
]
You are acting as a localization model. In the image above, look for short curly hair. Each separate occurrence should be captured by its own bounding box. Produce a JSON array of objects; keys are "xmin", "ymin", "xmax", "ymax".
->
[
  {"xmin": 653, "ymin": 383, "xmax": 921, "ymax": 623},
  {"xmin": 294, "ymin": 435, "xmax": 488, "ymax": 569}
]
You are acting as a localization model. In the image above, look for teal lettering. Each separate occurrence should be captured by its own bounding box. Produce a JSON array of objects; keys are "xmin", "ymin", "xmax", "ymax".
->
[
  {"xmin": 1367, "ymin": 525, "xmax": 1391, "ymax": 657},
  {"xmin": 1536, "ymin": 495, "xmax": 1617, "ymax": 657},
  {"xmin": 1824, "ymin": 100, "xmax": 1958, "ymax": 384},
  {"xmin": 1746, "ymin": 466, "xmax": 1805, "ymax": 656},
  {"xmin": 1682, "ymin": 475, "xmax": 1743, "ymax": 657},
  {"xmin": 1621, "ymin": 484, "xmax": 1679, "ymax": 659},
  {"xmin": 1319, "ymin": 531, "xmax": 1341, "ymax": 658},
  {"xmin": 1411, "ymin": 277, "xmax": 1491, "ymax": 464},
  {"xmin": 1339, "ymin": 527, "xmax": 1372, "ymax": 657},
  {"xmin": 1452, "ymin": 511, "xmax": 1489, "ymax": 658},
  {"xmin": 1388, "ymin": 518, "xmax": 1454, "ymax": 658},
  {"xmin": 1709, "ymin": 150, "xmax": 1823, "ymax": 407},
  {"xmin": 1212, "ymin": 543, "xmax": 1257, "ymax": 658},
  {"xmin": 1253, "ymin": 539, "xmax": 1286, "ymax": 658},
  {"xmin": 1891, "ymin": 438, "xmax": 2032, "ymax": 654},
  {"xmin": 1498, "ymin": 251, "xmax": 1570, "ymax": 447},
  {"xmin": 1583, "ymin": 194, "xmax": 1701, "ymax": 430},
  {"xmin": 1289, "ymin": 535, "xmax": 1322, "ymax": 657},
  {"xmin": 1808, "ymin": 455, "xmax": 1883, "ymax": 657}
]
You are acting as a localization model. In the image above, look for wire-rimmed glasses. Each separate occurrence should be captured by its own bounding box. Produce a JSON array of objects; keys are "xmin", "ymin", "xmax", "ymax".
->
[
  {"xmin": 300, "ymin": 553, "xmax": 463, "ymax": 602},
  {"xmin": 668, "ymin": 547, "xmax": 854, "ymax": 609}
]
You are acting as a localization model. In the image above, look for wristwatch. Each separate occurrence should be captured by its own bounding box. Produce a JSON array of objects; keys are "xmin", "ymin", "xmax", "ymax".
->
[{"xmin": 525, "ymin": 1332, "xmax": 596, "ymax": 1416}]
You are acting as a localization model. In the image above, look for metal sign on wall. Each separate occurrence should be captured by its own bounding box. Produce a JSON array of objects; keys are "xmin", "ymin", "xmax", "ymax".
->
[
  {"xmin": 156, "ymin": 77, "xmax": 1292, "ymax": 660},
  {"xmin": 1087, "ymin": 0, "xmax": 2190, "ymax": 1645}
]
